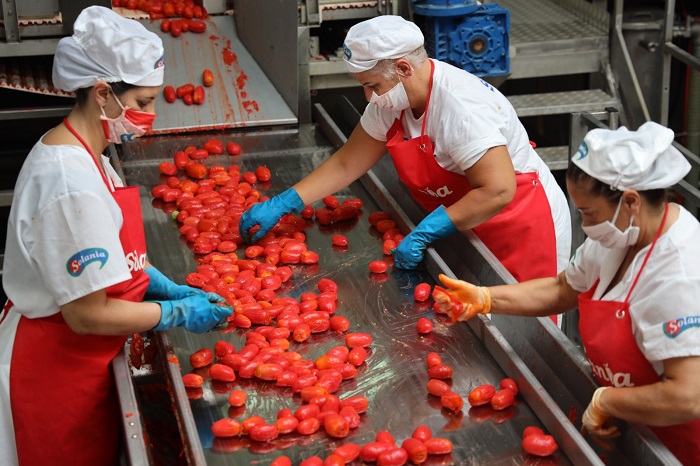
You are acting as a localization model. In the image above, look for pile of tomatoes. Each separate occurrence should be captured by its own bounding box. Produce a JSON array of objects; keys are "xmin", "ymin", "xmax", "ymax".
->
[
  {"xmin": 163, "ymin": 70, "xmax": 213, "ymax": 106},
  {"xmin": 159, "ymin": 17, "xmax": 207, "ymax": 37},
  {"xmin": 267, "ymin": 427, "xmax": 453, "ymax": 466},
  {"xmin": 112, "ymin": 0, "xmax": 207, "ymax": 21},
  {"xmin": 144, "ymin": 142, "xmax": 559, "ymax": 463}
]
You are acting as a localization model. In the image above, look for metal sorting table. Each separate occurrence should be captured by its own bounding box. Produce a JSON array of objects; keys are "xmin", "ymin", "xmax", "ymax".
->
[
  {"xmin": 115, "ymin": 114, "xmax": 676, "ymax": 465},
  {"xmin": 140, "ymin": 15, "xmax": 297, "ymax": 133}
]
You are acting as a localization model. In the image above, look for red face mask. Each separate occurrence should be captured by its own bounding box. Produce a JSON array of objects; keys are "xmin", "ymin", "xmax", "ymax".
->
[{"xmin": 100, "ymin": 91, "xmax": 156, "ymax": 143}]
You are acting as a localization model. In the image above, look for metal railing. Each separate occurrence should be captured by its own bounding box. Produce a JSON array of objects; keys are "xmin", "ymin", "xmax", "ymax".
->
[{"xmin": 661, "ymin": 0, "xmax": 700, "ymax": 127}]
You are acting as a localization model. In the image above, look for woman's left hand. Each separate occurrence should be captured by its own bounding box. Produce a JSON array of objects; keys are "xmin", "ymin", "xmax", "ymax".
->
[{"xmin": 392, "ymin": 206, "xmax": 458, "ymax": 269}]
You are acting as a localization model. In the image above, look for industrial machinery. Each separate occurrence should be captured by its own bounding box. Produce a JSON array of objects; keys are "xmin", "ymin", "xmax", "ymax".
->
[
  {"xmin": 412, "ymin": 0, "xmax": 510, "ymax": 77},
  {"xmin": 1, "ymin": 1, "xmax": 699, "ymax": 465}
]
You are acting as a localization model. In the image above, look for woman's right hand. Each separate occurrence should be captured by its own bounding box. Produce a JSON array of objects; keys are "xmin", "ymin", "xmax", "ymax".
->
[
  {"xmin": 437, "ymin": 274, "xmax": 491, "ymax": 321},
  {"xmin": 238, "ymin": 188, "xmax": 305, "ymax": 243}
]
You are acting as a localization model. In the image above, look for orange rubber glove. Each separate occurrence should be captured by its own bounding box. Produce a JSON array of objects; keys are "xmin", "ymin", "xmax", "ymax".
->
[
  {"xmin": 582, "ymin": 387, "xmax": 619, "ymax": 439},
  {"xmin": 437, "ymin": 274, "xmax": 491, "ymax": 322}
]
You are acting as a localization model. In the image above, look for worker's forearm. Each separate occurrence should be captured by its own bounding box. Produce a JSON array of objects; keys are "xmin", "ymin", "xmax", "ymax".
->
[
  {"xmin": 61, "ymin": 296, "xmax": 161, "ymax": 335},
  {"xmin": 601, "ymin": 381, "xmax": 700, "ymax": 426},
  {"xmin": 445, "ymin": 186, "xmax": 512, "ymax": 232},
  {"xmin": 490, "ymin": 274, "xmax": 576, "ymax": 317}
]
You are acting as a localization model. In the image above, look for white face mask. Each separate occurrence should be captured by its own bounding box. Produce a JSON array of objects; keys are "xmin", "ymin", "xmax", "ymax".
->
[
  {"xmin": 100, "ymin": 90, "xmax": 155, "ymax": 144},
  {"xmin": 581, "ymin": 197, "xmax": 639, "ymax": 249},
  {"xmin": 370, "ymin": 74, "xmax": 411, "ymax": 111}
]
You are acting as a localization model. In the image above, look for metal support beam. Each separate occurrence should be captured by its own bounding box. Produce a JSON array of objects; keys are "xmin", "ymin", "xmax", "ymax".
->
[
  {"xmin": 0, "ymin": 38, "xmax": 60, "ymax": 57},
  {"xmin": 297, "ymin": 27, "xmax": 312, "ymax": 124},
  {"xmin": 610, "ymin": 0, "xmax": 650, "ymax": 128},
  {"xmin": 664, "ymin": 41, "xmax": 700, "ymax": 70},
  {"xmin": 305, "ymin": 0, "xmax": 320, "ymax": 26},
  {"xmin": 0, "ymin": 107, "xmax": 72, "ymax": 121},
  {"xmin": 1, "ymin": 0, "xmax": 19, "ymax": 43},
  {"xmin": 660, "ymin": 0, "xmax": 676, "ymax": 126}
]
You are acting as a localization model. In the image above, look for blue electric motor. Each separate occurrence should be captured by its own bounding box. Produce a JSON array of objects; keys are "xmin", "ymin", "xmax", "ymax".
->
[{"xmin": 413, "ymin": 0, "xmax": 510, "ymax": 77}]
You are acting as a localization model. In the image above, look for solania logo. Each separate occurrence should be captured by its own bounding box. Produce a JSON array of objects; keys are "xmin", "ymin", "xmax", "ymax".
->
[
  {"xmin": 419, "ymin": 185, "xmax": 453, "ymax": 198},
  {"xmin": 663, "ymin": 315, "xmax": 700, "ymax": 338},
  {"xmin": 125, "ymin": 250, "xmax": 147, "ymax": 273},
  {"xmin": 589, "ymin": 360, "xmax": 634, "ymax": 387},
  {"xmin": 66, "ymin": 248, "xmax": 109, "ymax": 277}
]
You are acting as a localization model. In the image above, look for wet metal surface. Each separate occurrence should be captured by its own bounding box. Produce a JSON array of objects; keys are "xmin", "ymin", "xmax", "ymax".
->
[
  {"xmin": 139, "ymin": 15, "xmax": 297, "ymax": 134},
  {"xmin": 118, "ymin": 125, "xmax": 574, "ymax": 465}
]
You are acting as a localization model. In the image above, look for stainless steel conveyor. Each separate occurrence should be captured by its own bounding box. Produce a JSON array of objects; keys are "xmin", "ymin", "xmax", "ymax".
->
[{"xmin": 108, "ymin": 102, "xmax": 679, "ymax": 464}]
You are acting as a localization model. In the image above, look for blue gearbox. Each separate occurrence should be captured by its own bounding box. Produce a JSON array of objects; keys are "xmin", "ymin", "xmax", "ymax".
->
[{"xmin": 413, "ymin": 1, "xmax": 510, "ymax": 77}]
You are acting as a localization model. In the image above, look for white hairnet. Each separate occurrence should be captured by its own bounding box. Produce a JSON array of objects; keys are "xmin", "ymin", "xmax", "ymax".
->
[
  {"xmin": 343, "ymin": 15, "xmax": 424, "ymax": 73},
  {"xmin": 53, "ymin": 6, "xmax": 164, "ymax": 92},
  {"xmin": 572, "ymin": 121, "xmax": 691, "ymax": 191}
]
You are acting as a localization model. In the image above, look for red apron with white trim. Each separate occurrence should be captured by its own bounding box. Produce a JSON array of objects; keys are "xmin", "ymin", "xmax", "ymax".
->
[
  {"xmin": 578, "ymin": 204, "xmax": 700, "ymax": 465},
  {"xmin": 385, "ymin": 60, "xmax": 557, "ymax": 284},
  {"xmin": 7, "ymin": 119, "xmax": 150, "ymax": 466}
]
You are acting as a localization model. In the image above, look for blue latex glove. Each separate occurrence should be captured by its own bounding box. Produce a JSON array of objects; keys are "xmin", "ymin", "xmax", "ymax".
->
[
  {"xmin": 239, "ymin": 188, "xmax": 305, "ymax": 243},
  {"xmin": 151, "ymin": 295, "xmax": 232, "ymax": 333},
  {"xmin": 392, "ymin": 206, "xmax": 458, "ymax": 269},
  {"xmin": 144, "ymin": 267, "xmax": 221, "ymax": 303}
]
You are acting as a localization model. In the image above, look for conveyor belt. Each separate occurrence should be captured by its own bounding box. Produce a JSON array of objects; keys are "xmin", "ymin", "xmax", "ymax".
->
[
  {"xmin": 139, "ymin": 15, "xmax": 297, "ymax": 133},
  {"xmin": 114, "ymin": 104, "xmax": 678, "ymax": 464},
  {"xmin": 117, "ymin": 124, "xmax": 600, "ymax": 465}
]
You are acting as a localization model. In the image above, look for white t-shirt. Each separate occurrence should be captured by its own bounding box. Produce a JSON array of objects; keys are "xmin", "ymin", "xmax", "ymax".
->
[
  {"xmin": 565, "ymin": 204, "xmax": 700, "ymax": 375},
  {"xmin": 360, "ymin": 59, "xmax": 571, "ymax": 273},
  {"xmin": 2, "ymin": 139, "xmax": 131, "ymax": 318}
]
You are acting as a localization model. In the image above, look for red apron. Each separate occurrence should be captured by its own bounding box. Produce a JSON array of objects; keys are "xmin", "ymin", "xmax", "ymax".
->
[
  {"xmin": 578, "ymin": 204, "xmax": 700, "ymax": 465},
  {"xmin": 7, "ymin": 119, "xmax": 150, "ymax": 466},
  {"xmin": 386, "ymin": 60, "xmax": 557, "ymax": 284}
]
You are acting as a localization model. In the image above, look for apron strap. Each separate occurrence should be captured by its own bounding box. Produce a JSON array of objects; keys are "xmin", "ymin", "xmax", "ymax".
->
[
  {"xmin": 420, "ymin": 59, "xmax": 435, "ymax": 137},
  {"xmin": 419, "ymin": 59, "xmax": 436, "ymax": 149},
  {"xmin": 63, "ymin": 118, "xmax": 114, "ymax": 193},
  {"xmin": 623, "ymin": 202, "xmax": 669, "ymax": 304}
]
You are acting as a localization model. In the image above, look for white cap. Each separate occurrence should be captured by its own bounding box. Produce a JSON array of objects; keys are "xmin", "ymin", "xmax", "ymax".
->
[
  {"xmin": 573, "ymin": 121, "xmax": 690, "ymax": 191},
  {"xmin": 53, "ymin": 6, "xmax": 164, "ymax": 92},
  {"xmin": 343, "ymin": 15, "xmax": 424, "ymax": 73}
]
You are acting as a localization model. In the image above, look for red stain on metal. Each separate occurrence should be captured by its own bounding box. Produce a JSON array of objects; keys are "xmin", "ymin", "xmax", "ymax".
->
[
  {"xmin": 151, "ymin": 122, "xmax": 247, "ymax": 135},
  {"xmin": 222, "ymin": 40, "xmax": 237, "ymax": 66},
  {"xmin": 236, "ymin": 71, "xmax": 248, "ymax": 90},
  {"xmin": 125, "ymin": 412, "xmax": 133, "ymax": 418},
  {"xmin": 198, "ymin": 24, "xmax": 237, "ymax": 124},
  {"xmin": 243, "ymin": 101, "xmax": 259, "ymax": 113},
  {"xmin": 217, "ymin": 38, "xmax": 251, "ymax": 121},
  {"xmin": 241, "ymin": 92, "xmax": 247, "ymax": 98}
]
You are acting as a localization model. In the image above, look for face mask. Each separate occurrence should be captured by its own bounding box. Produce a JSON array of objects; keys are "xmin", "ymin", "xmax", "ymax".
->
[
  {"xmin": 370, "ymin": 74, "xmax": 411, "ymax": 111},
  {"xmin": 100, "ymin": 91, "xmax": 156, "ymax": 144},
  {"xmin": 581, "ymin": 197, "xmax": 639, "ymax": 248}
]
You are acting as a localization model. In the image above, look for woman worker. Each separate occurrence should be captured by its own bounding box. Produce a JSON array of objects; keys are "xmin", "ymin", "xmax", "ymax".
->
[
  {"xmin": 436, "ymin": 122, "xmax": 700, "ymax": 465},
  {"xmin": 0, "ymin": 7, "xmax": 230, "ymax": 466},
  {"xmin": 240, "ymin": 15, "xmax": 571, "ymax": 284}
]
